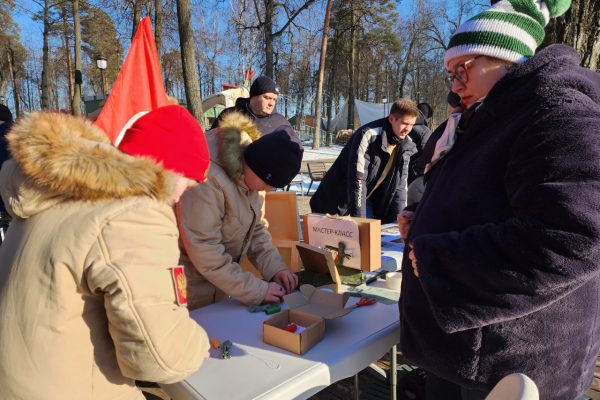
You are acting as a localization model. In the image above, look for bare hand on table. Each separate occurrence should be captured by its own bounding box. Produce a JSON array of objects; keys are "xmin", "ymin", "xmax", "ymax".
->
[
  {"xmin": 408, "ymin": 243, "xmax": 419, "ymax": 278},
  {"xmin": 264, "ymin": 282, "xmax": 285, "ymax": 303},
  {"xmin": 397, "ymin": 210, "xmax": 415, "ymax": 240},
  {"xmin": 273, "ymin": 270, "xmax": 298, "ymax": 294}
]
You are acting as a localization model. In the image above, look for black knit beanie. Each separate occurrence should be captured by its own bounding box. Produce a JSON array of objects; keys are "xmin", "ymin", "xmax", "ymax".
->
[
  {"xmin": 250, "ymin": 76, "xmax": 280, "ymax": 97},
  {"xmin": 0, "ymin": 105, "xmax": 12, "ymax": 123},
  {"xmin": 244, "ymin": 126, "xmax": 303, "ymax": 188}
]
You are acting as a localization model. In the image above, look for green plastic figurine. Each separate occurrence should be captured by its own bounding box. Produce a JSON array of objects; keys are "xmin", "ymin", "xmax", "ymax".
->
[{"xmin": 221, "ymin": 340, "xmax": 232, "ymax": 359}]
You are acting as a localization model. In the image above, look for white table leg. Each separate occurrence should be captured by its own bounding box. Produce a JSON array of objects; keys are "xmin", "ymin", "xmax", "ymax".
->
[{"xmin": 390, "ymin": 345, "xmax": 397, "ymax": 400}]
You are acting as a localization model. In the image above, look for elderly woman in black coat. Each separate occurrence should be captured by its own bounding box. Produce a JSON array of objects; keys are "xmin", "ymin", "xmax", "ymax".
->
[{"xmin": 400, "ymin": 1, "xmax": 600, "ymax": 399}]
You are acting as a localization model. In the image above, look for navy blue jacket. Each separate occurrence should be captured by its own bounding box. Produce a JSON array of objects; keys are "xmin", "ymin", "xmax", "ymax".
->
[
  {"xmin": 210, "ymin": 97, "xmax": 292, "ymax": 136},
  {"xmin": 310, "ymin": 118, "xmax": 416, "ymax": 223},
  {"xmin": 400, "ymin": 45, "xmax": 600, "ymax": 400}
]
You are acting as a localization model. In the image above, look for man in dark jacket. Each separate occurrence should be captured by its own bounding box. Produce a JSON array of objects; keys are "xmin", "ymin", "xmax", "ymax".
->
[
  {"xmin": 210, "ymin": 76, "xmax": 292, "ymax": 136},
  {"xmin": 401, "ymin": 1, "xmax": 600, "ymax": 399},
  {"xmin": 407, "ymin": 105, "xmax": 432, "ymax": 184},
  {"xmin": 310, "ymin": 99, "xmax": 418, "ymax": 223},
  {"xmin": 0, "ymin": 104, "xmax": 13, "ymax": 233}
]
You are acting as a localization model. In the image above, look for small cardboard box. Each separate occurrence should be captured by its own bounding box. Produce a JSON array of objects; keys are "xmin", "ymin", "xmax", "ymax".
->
[
  {"xmin": 303, "ymin": 213, "xmax": 381, "ymax": 272},
  {"xmin": 263, "ymin": 285, "xmax": 352, "ymax": 354},
  {"xmin": 262, "ymin": 309, "xmax": 324, "ymax": 355}
]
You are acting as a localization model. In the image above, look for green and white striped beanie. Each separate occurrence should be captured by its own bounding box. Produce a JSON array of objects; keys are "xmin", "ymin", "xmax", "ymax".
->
[{"xmin": 444, "ymin": 0, "xmax": 572, "ymax": 68}]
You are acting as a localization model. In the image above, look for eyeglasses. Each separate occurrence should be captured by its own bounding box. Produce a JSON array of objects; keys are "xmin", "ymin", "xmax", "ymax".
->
[{"xmin": 444, "ymin": 56, "xmax": 481, "ymax": 89}]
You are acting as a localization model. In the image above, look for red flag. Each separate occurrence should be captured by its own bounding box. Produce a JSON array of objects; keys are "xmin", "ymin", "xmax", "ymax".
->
[{"xmin": 95, "ymin": 17, "xmax": 169, "ymax": 144}]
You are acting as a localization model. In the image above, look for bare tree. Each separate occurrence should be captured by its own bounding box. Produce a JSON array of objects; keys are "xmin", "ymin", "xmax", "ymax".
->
[
  {"xmin": 6, "ymin": 47, "xmax": 22, "ymax": 117},
  {"xmin": 542, "ymin": 0, "xmax": 600, "ymax": 72},
  {"xmin": 60, "ymin": 3, "xmax": 73, "ymax": 112},
  {"xmin": 176, "ymin": 0, "xmax": 203, "ymax": 120},
  {"xmin": 80, "ymin": 6, "xmax": 123, "ymax": 96},
  {"xmin": 37, "ymin": 0, "xmax": 52, "ymax": 110},
  {"xmin": 312, "ymin": 0, "xmax": 333, "ymax": 150},
  {"xmin": 196, "ymin": 15, "xmax": 226, "ymax": 96},
  {"xmin": 233, "ymin": 0, "xmax": 316, "ymax": 78},
  {"xmin": 154, "ymin": 0, "xmax": 163, "ymax": 57},
  {"xmin": 0, "ymin": 0, "xmax": 25, "ymax": 117},
  {"xmin": 72, "ymin": 0, "xmax": 82, "ymax": 115},
  {"xmin": 130, "ymin": 0, "xmax": 144, "ymax": 41}
]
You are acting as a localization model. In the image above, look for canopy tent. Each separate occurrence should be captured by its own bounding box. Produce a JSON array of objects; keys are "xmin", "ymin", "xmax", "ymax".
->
[
  {"xmin": 202, "ymin": 86, "xmax": 250, "ymax": 126},
  {"xmin": 202, "ymin": 87, "xmax": 249, "ymax": 110},
  {"xmin": 328, "ymin": 99, "xmax": 389, "ymax": 133}
]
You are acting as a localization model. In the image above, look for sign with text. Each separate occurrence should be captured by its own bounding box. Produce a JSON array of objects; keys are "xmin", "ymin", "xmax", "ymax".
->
[{"xmin": 306, "ymin": 215, "xmax": 362, "ymax": 268}]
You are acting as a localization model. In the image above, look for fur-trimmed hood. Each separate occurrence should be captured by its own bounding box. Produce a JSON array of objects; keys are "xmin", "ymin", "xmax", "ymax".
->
[
  {"xmin": 0, "ymin": 112, "xmax": 178, "ymax": 219},
  {"xmin": 204, "ymin": 112, "xmax": 261, "ymax": 183}
]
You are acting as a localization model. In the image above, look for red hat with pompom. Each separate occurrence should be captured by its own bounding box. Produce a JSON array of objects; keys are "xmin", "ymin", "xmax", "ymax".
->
[{"xmin": 119, "ymin": 105, "xmax": 209, "ymax": 182}]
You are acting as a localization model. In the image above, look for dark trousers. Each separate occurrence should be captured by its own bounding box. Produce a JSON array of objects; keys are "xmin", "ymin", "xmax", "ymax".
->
[{"xmin": 425, "ymin": 372, "xmax": 488, "ymax": 400}]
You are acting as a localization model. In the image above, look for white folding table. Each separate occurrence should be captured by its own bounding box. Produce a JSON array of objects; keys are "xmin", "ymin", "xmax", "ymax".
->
[{"xmin": 161, "ymin": 290, "xmax": 400, "ymax": 400}]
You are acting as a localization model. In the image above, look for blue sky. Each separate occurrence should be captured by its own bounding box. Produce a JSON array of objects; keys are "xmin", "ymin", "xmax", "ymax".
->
[{"xmin": 11, "ymin": 0, "xmax": 473, "ymax": 52}]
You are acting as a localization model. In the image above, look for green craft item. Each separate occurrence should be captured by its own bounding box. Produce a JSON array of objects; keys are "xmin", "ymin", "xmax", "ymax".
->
[
  {"xmin": 264, "ymin": 304, "xmax": 281, "ymax": 315},
  {"xmin": 296, "ymin": 270, "xmax": 334, "ymax": 287},
  {"xmin": 337, "ymin": 265, "xmax": 365, "ymax": 286},
  {"xmin": 350, "ymin": 284, "xmax": 400, "ymax": 305},
  {"xmin": 221, "ymin": 340, "xmax": 233, "ymax": 359}
]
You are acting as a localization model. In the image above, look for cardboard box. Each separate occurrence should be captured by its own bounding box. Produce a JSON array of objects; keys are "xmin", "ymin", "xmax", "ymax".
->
[
  {"xmin": 264, "ymin": 192, "xmax": 301, "ymax": 272},
  {"xmin": 262, "ymin": 309, "xmax": 324, "ymax": 355},
  {"xmin": 240, "ymin": 192, "xmax": 301, "ymax": 278},
  {"xmin": 295, "ymin": 242, "xmax": 342, "ymax": 293},
  {"xmin": 263, "ymin": 285, "xmax": 352, "ymax": 354},
  {"xmin": 303, "ymin": 213, "xmax": 381, "ymax": 272}
]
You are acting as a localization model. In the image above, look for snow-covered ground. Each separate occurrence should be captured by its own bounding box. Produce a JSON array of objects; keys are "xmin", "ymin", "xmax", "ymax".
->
[{"xmin": 285, "ymin": 145, "xmax": 343, "ymax": 195}]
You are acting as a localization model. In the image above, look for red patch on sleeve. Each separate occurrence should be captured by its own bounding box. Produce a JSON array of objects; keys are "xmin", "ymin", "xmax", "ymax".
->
[{"xmin": 171, "ymin": 266, "xmax": 188, "ymax": 306}]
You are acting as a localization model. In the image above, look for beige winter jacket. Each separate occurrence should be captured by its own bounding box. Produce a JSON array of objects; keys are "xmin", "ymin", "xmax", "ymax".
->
[
  {"xmin": 0, "ymin": 112, "xmax": 209, "ymax": 400},
  {"xmin": 177, "ymin": 114, "xmax": 288, "ymax": 310}
]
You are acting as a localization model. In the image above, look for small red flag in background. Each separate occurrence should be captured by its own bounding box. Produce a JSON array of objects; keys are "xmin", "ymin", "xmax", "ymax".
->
[{"xmin": 95, "ymin": 17, "xmax": 169, "ymax": 144}]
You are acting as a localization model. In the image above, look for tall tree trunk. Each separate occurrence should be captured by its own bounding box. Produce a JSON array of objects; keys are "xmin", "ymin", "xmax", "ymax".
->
[
  {"xmin": 72, "ymin": 0, "xmax": 82, "ymax": 116},
  {"xmin": 326, "ymin": 31, "xmax": 339, "ymax": 140},
  {"xmin": 347, "ymin": 2, "xmax": 356, "ymax": 129},
  {"xmin": 26, "ymin": 71, "xmax": 33, "ymax": 112},
  {"xmin": 264, "ymin": 0, "xmax": 275, "ymax": 78},
  {"xmin": 7, "ymin": 48, "xmax": 21, "ymax": 119},
  {"xmin": 398, "ymin": 34, "xmax": 416, "ymax": 97},
  {"xmin": 40, "ymin": 0, "xmax": 51, "ymax": 110},
  {"xmin": 312, "ymin": 0, "xmax": 333, "ymax": 150},
  {"xmin": 176, "ymin": 0, "xmax": 203, "ymax": 121},
  {"xmin": 296, "ymin": 94, "xmax": 304, "ymax": 130},
  {"xmin": 541, "ymin": 0, "xmax": 600, "ymax": 72},
  {"xmin": 131, "ymin": 0, "xmax": 143, "ymax": 41},
  {"xmin": 62, "ymin": 5, "xmax": 74, "ymax": 110},
  {"xmin": 154, "ymin": 0, "xmax": 163, "ymax": 59}
]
